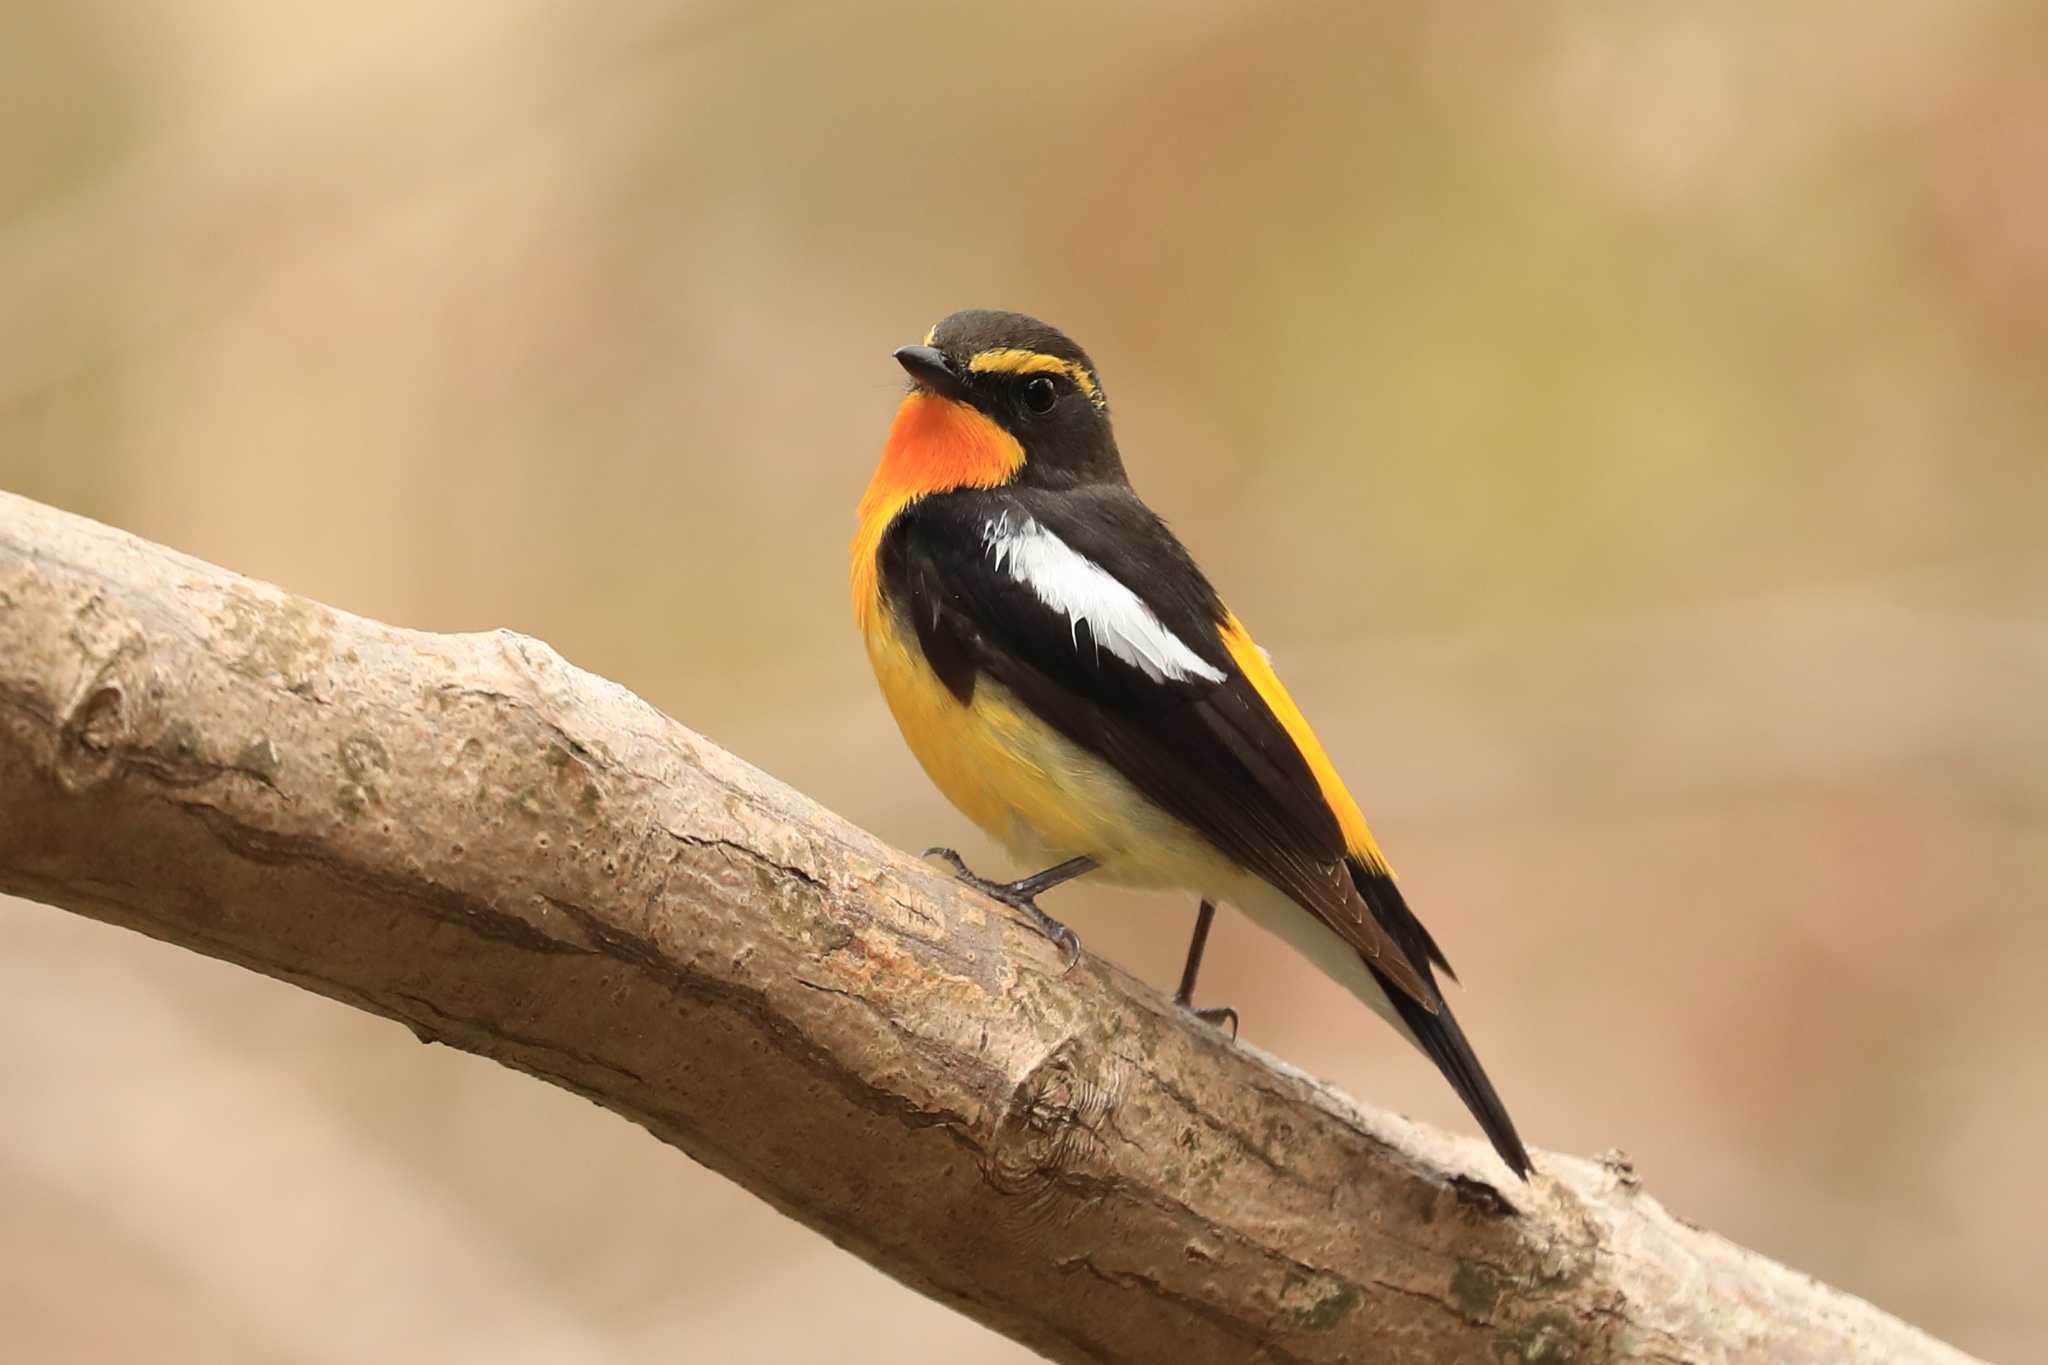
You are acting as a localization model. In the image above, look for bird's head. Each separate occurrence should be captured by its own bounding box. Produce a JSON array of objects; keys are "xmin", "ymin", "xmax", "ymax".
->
[{"xmin": 873, "ymin": 310, "xmax": 1124, "ymax": 503}]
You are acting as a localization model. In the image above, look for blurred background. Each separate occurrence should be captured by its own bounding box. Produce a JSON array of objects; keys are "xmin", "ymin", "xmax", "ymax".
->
[{"xmin": 2, "ymin": 2, "xmax": 2044, "ymax": 1360}]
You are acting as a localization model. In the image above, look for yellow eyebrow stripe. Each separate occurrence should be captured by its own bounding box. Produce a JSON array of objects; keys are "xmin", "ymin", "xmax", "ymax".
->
[{"xmin": 966, "ymin": 348, "xmax": 1105, "ymax": 408}]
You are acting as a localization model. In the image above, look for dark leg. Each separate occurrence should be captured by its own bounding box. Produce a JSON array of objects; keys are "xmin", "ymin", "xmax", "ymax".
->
[
  {"xmin": 925, "ymin": 848, "xmax": 1096, "ymax": 969},
  {"xmin": 1173, "ymin": 900, "xmax": 1239, "ymax": 1038}
]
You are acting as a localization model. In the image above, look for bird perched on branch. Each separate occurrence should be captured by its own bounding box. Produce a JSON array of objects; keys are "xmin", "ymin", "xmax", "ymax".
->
[{"xmin": 851, "ymin": 309, "xmax": 1529, "ymax": 1177}]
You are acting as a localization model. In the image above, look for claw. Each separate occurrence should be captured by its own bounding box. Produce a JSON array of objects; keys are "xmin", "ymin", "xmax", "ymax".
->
[
  {"xmin": 1021, "ymin": 906, "xmax": 1082, "ymax": 974},
  {"xmin": 922, "ymin": 847, "xmax": 1090, "ymax": 968},
  {"xmin": 923, "ymin": 846, "xmax": 971, "ymax": 875},
  {"xmin": 1179, "ymin": 1003, "xmax": 1239, "ymax": 1041}
]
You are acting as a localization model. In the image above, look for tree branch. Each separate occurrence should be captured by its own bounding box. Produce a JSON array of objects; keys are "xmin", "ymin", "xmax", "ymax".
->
[{"xmin": 0, "ymin": 489, "xmax": 1977, "ymax": 1365}]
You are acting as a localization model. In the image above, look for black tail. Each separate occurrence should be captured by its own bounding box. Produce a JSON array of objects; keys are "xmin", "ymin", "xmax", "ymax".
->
[{"xmin": 1354, "ymin": 862, "xmax": 1532, "ymax": 1179}]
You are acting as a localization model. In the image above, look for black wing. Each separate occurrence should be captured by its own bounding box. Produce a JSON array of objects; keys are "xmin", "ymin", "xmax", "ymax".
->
[{"xmin": 879, "ymin": 485, "xmax": 1432, "ymax": 1008}]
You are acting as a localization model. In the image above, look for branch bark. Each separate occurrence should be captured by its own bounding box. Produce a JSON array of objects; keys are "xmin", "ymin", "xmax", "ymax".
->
[{"xmin": 0, "ymin": 489, "xmax": 1978, "ymax": 1365}]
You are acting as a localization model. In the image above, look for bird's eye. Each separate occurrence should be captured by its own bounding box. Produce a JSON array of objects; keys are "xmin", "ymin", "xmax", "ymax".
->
[{"xmin": 1022, "ymin": 375, "xmax": 1059, "ymax": 414}]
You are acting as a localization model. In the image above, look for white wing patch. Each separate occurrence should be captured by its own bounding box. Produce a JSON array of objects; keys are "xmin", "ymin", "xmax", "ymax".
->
[{"xmin": 983, "ymin": 513, "xmax": 1227, "ymax": 684}]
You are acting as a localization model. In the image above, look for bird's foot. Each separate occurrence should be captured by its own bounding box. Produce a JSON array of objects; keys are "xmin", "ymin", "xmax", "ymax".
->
[
  {"xmin": 924, "ymin": 847, "xmax": 1082, "ymax": 970},
  {"xmin": 1173, "ymin": 996, "xmax": 1240, "ymax": 1041}
]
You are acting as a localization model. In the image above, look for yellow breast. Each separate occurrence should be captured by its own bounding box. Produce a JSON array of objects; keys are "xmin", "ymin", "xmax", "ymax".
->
[{"xmin": 860, "ymin": 604, "xmax": 1231, "ymax": 889}]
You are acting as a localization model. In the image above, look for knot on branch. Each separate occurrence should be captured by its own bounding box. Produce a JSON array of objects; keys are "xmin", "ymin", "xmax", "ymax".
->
[{"xmin": 984, "ymin": 1036, "xmax": 1130, "ymax": 1220}]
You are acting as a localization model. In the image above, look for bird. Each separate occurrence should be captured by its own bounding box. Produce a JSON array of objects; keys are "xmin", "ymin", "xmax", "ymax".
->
[{"xmin": 850, "ymin": 308, "xmax": 1530, "ymax": 1178}]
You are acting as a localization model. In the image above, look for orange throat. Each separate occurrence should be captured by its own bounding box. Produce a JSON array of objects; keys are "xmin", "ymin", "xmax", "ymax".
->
[{"xmin": 851, "ymin": 393, "xmax": 1025, "ymax": 629}]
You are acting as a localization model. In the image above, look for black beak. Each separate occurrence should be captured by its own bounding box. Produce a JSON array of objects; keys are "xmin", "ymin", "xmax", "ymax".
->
[{"xmin": 894, "ymin": 344, "xmax": 964, "ymax": 398}]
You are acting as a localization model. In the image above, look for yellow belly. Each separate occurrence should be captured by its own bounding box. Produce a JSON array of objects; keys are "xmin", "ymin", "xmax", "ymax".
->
[{"xmin": 863, "ymin": 606, "xmax": 1234, "ymax": 889}]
